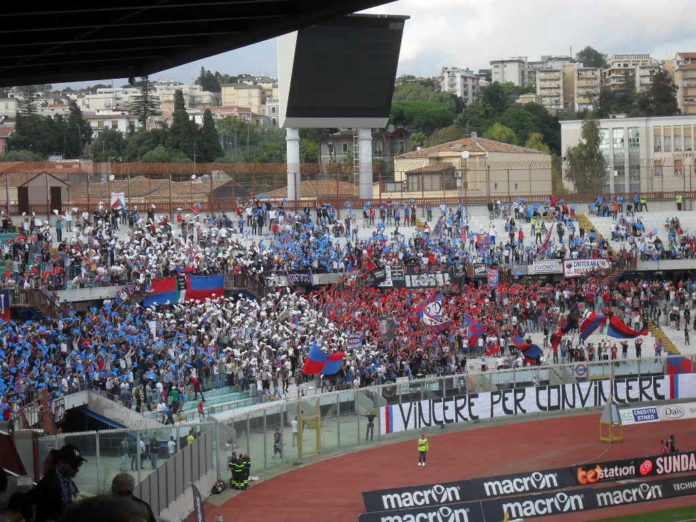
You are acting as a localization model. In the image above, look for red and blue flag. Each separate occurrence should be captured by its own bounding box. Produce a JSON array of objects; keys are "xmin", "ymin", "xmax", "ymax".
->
[
  {"xmin": 302, "ymin": 343, "xmax": 345, "ymax": 375},
  {"xmin": 417, "ymin": 293, "xmax": 452, "ymax": 333},
  {"xmin": 579, "ymin": 312, "xmax": 607, "ymax": 341},
  {"xmin": 143, "ymin": 274, "xmax": 224, "ymax": 307},
  {"xmin": 666, "ymin": 356, "xmax": 694, "ymax": 375},
  {"xmin": 607, "ymin": 315, "xmax": 648, "ymax": 339},
  {"xmin": 512, "ymin": 332, "xmax": 542, "ymax": 363},
  {"xmin": 464, "ymin": 313, "xmax": 488, "ymax": 347}
]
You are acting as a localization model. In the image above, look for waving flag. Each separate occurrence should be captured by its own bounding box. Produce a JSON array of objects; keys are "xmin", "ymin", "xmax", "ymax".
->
[
  {"xmin": 417, "ymin": 294, "xmax": 452, "ymax": 333},
  {"xmin": 580, "ymin": 312, "xmax": 607, "ymax": 341},
  {"xmin": 666, "ymin": 357, "xmax": 693, "ymax": 375},
  {"xmin": 513, "ymin": 332, "xmax": 543, "ymax": 363},
  {"xmin": 607, "ymin": 315, "xmax": 648, "ymax": 339},
  {"xmin": 465, "ymin": 313, "xmax": 488, "ymax": 347},
  {"xmin": 143, "ymin": 274, "xmax": 224, "ymax": 307},
  {"xmin": 302, "ymin": 343, "xmax": 345, "ymax": 375},
  {"xmin": 485, "ymin": 344, "xmax": 501, "ymax": 356}
]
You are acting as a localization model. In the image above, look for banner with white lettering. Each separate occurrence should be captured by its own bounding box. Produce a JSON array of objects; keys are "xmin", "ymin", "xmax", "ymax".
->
[
  {"xmin": 563, "ymin": 258, "xmax": 610, "ymax": 278},
  {"xmin": 530, "ymin": 259, "xmax": 563, "ymax": 275},
  {"xmin": 359, "ymin": 472, "xmax": 696, "ymax": 522},
  {"xmin": 362, "ymin": 449, "xmax": 696, "ymax": 513},
  {"xmin": 620, "ymin": 401, "xmax": 696, "ymax": 425},
  {"xmin": 380, "ymin": 376, "xmax": 670, "ymax": 435}
]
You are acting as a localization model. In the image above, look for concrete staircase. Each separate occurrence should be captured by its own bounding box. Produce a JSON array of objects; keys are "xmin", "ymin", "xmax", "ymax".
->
[
  {"xmin": 576, "ymin": 213, "xmax": 616, "ymax": 257},
  {"xmin": 144, "ymin": 386, "xmax": 251, "ymax": 422},
  {"xmin": 648, "ymin": 319, "xmax": 681, "ymax": 355}
]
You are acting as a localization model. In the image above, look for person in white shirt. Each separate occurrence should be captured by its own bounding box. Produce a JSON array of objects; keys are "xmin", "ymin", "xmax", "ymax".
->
[{"xmin": 167, "ymin": 436, "xmax": 177, "ymax": 457}]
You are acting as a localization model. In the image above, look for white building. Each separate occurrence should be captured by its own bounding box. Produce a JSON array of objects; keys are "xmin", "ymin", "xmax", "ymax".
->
[
  {"xmin": 490, "ymin": 57, "xmax": 528, "ymax": 86},
  {"xmin": 0, "ymin": 98, "xmax": 18, "ymax": 117},
  {"xmin": 84, "ymin": 111, "xmax": 141, "ymax": 136},
  {"xmin": 561, "ymin": 115, "xmax": 696, "ymax": 194},
  {"xmin": 440, "ymin": 67, "xmax": 479, "ymax": 106}
]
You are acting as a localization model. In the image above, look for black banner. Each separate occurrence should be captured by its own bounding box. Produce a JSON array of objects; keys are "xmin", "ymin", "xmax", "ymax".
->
[
  {"xmin": 286, "ymin": 273, "xmax": 312, "ymax": 285},
  {"xmin": 360, "ymin": 473, "xmax": 696, "ymax": 522},
  {"xmin": 362, "ymin": 450, "xmax": 696, "ymax": 513}
]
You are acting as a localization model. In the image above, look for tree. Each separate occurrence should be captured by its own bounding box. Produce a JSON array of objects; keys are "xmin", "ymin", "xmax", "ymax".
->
[
  {"xmin": 408, "ymin": 132, "xmax": 427, "ymax": 150},
  {"xmin": 91, "ymin": 128, "xmax": 126, "ymax": 162},
  {"xmin": 19, "ymin": 86, "xmax": 38, "ymax": 115},
  {"xmin": 390, "ymin": 101, "xmax": 455, "ymax": 134},
  {"xmin": 140, "ymin": 145, "xmax": 191, "ymax": 163},
  {"xmin": 8, "ymin": 113, "xmax": 62, "ymax": 157},
  {"xmin": 64, "ymin": 101, "xmax": 92, "ymax": 158},
  {"xmin": 392, "ymin": 81, "xmax": 462, "ymax": 113},
  {"xmin": 522, "ymin": 103, "xmax": 561, "ymax": 155},
  {"xmin": 0, "ymin": 149, "xmax": 45, "ymax": 161},
  {"xmin": 127, "ymin": 76, "xmax": 160, "ymax": 127},
  {"xmin": 123, "ymin": 128, "xmax": 169, "ymax": 161},
  {"xmin": 499, "ymin": 107, "xmax": 536, "ymax": 145},
  {"xmin": 525, "ymin": 132, "xmax": 550, "ymax": 153},
  {"xmin": 426, "ymin": 125, "xmax": 465, "ymax": 146},
  {"xmin": 199, "ymin": 109, "xmax": 223, "ymax": 161},
  {"xmin": 636, "ymin": 69, "xmax": 679, "ymax": 116},
  {"xmin": 195, "ymin": 67, "xmax": 221, "ymax": 93},
  {"xmin": 300, "ymin": 139, "xmax": 320, "ymax": 163},
  {"xmin": 166, "ymin": 89, "xmax": 198, "ymax": 159},
  {"xmin": 484, "ymin": 122, "xmax": 517, "ymax": 144},
  {"xmin": 564, "ymin": 116, "xmax": 606, "ymax": 193},
  {"xmin": 575, "ymin": 46, "xmax": 606, "ymax": 68}
]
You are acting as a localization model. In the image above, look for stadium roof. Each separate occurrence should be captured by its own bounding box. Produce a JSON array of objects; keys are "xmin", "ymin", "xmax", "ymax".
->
[{"xmin": 0, "ymin": 1, "xmax": 393, "ymax": 87}]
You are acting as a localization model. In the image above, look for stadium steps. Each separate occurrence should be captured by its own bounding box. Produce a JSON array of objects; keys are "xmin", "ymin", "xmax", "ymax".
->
[
  {"xmin": 143, "ymin": 386, "xmax": 250, "ymax": 421},
  {"xmin": 648, "ymin": 320, "xmax": 681, "ymax": 355},
  {"xmin": 576, "ymin": 213, "xmax": 616, "ymax": 257}
]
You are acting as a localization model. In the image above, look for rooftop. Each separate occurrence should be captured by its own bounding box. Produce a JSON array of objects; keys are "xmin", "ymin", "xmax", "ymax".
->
[{"xmin": 396, "ymin": 136, "xmax": 546, "ymax": 159}]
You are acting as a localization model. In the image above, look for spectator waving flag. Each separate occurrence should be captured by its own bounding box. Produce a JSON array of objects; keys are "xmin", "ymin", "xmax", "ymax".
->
[
  {"xmin": 417, "ymin": 293, "xmax": 452, "ymax": 333},
  {"xmin": 464, "ymin": 313, "xmax": 488, "ymax": 347},
  {"xmin": 579, "ymin": 312, "xmax": 607, "ymax": 341},
  {"xmin": 512, "ymin": 331, "xmax": 543, "ymax": 363},
  {"xmin": 302, "ymin": 342, "xmax": 345, "ymax": 375},
  {"xmin": 607, "ymin": 314, "xmax": 648, "ymax": 339}
]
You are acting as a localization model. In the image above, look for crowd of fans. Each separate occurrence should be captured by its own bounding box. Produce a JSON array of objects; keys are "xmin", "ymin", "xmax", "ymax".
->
[{"xmin": 0, "ymin": 196, "xmax": 694, "ymax": 424}]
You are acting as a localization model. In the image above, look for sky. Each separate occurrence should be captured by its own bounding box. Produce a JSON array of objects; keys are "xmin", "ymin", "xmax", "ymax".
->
[{"xmin": 57, "ymin": 0, "xmax": 696, "ymax": 89}]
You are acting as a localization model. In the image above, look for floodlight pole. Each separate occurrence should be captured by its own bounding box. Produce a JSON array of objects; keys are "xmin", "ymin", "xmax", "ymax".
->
[{"xmin": 286, "ymin": 128, "xmax": 301, "ymax": 203}]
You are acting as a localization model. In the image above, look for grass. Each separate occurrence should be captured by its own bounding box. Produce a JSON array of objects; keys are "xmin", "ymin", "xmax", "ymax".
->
[{"xmin": 595, "ymin": 506, "xmax": 696, "ymax": 522}]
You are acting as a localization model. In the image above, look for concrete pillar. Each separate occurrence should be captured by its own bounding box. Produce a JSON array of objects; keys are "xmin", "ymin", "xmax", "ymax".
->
[
  {"xmin": 358, "ymin": 129, "xmax": 373, "ymax": 200},
  {"xmin": 286, "ymin": 128, "xmax": 301, "ymax": 201}
]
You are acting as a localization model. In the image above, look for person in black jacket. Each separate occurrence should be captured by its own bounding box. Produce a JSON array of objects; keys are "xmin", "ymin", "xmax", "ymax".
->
[
  {"xmin": 111, "ymin": 473, "xmax": 156, "ymax": 522},
  {"xmin": 26, "ymin": 444, "xmax": 86, "ymax": 522}
]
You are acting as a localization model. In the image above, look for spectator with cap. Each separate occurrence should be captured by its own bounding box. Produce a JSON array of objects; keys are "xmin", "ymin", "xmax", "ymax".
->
[{"xmin": 26, "ymin": 444, "xmax": 86, "ymax": 522}]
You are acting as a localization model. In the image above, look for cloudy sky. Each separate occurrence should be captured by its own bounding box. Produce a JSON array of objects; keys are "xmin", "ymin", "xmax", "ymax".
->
[{"xmin": 62, "ymin": 0, "xmax": 696, "ymax": 87}]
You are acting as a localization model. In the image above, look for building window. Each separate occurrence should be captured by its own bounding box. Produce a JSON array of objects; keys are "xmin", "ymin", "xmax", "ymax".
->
[
  {"xmin": 494, "ymin": 183, "xmax": 498, "ymax": 190},
  {"xmin": 407, "ymin": 175, "xmax": 420, "ymax": 192},
  {"xmin": 328, "ymin": 143, "xmax": 334, "ymax": 155},
  {"xmin": 686, "ymin": 129, "xmax": 693, "ymax": 152},
  {"xmin": 342, "ymin": 143, "xmax": 348, "ymax": 153},
  {"xmin": 111, "ymin": 120, "xmax": 118, "ymax": 129},
  {"xmin": 654, "ymin": 162, "xmax": 663, "ymax": 177},
  {"xmin": 653, "ymin": 135, "xmax": 661, "ymax": 152},
  {"xmin": 271, "ymin": 106, "xmax": 276, "ymax": 114},
  {"xmin": 374, "ymin": 142, "xmax": 383, "ymax": 155},
  {"xmin": 514, "ymin": 183, "xmax": 518, "ymax": 190},
  {"xmin": 675, "ymin": 159, "xmax": 683, "ymax": 176},
  {"xmin": 664, "ymin": 134, "xmax": 672, "ymax": 152},
  {"xmin": 398, "ymin": 141, "xmax": 406, "ymax": 154},
  {"xmin": 97, "ymin": 121, "xmax": 104, "ymax": 129}
]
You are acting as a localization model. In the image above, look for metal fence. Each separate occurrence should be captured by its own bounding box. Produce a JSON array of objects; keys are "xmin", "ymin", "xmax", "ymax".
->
[
  {"xmin": 34, "ymin": 355, "xmax": 694, "ymax": 517},
  {"xmin": 3, "ymin": 161, "xmax": 696, "ymax": 216}
]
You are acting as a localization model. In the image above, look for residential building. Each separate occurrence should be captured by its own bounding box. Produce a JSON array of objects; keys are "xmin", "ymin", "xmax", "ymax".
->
[
  {"xmin": 264, "ymin": 101, "xmax": 279, "ymax": 126},
  {"xmin": 221, "ymin": 84, "xmax": 265, "ymax": 114},
  {"xmin": 36, "ymin": 104, "xmax": 71, "ymax": 118},
  {"xmin": 154, "ymin": 84, "xmax": 217, "ymax": 109},
  {"xmin": 477, "ymin": 69, "xmax": 492, "ymax": 83},
  {"xmin": 320, "ymin": 128, "xmax": 409, "ymax": 165},
  {"xmin": 574, "ymin": 67, "xmax": 601, "ymax": 112},
  {"xmin": 78, "ymin": 88, "xmax": 139, "ymax": 111},
  {"xmin": 0, "ymin": 98, "xmax": 19, "ymax": 117},
  {"xmin": 389, "ymin": 133, "xmax": 552, "ymax": 199},
  {"xmin": 561, "ymin": 114, "xmax": 696, "ymax": 194},
  {"xmin": 84, "ymin": 111, "xmax": 140, "ymax": 135},
  {"xmin": 490, "ymin": 57, "xmax": 528, "ymax": 86},
  {"xmin": 603, "ymin": 53, "xmax": 659, "ymax": 92},
  {"xmin": 670, "ymin": 53, "xmax": 696, "ymax": 115},
  {"xmin": 527, "ymin": 55, "xmax": 572, "ymax": 87},
  {"xmin": 536, "ymin": 68, "xmax": 564, "ymax": 111},
  {"xmin": 515, "ymin": 93, "xmax": 540, "ymax": 105},
  {"xmin": 440, "ymin": 67, "xmax": 479, "ymax": 106},
  {"xmin": 0, "ymin": 126, "xmax": 15, "ymax": 155}
]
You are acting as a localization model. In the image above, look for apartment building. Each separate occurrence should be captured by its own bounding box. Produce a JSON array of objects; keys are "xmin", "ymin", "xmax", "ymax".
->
[
  {"xmin": 84, "ymin": 111, "xmax": 140, "ymax": 135},
  {"xmin": 670, "ymin": 53, "xmax": 696, "ymax": 115},
  {"xmin": 440, "ymin": 67, "xmax": 479, "ymax": 106},
  {"xmin": 536, "ymin": 68, "xmax": 564, "ymax": 111},
  {"xmin": 221, "ymin": 83, "xmax": 266, "ymax": 114},
  {"xmin": 490, "ymin": 57, "xmax": 527, "ymax": 86},
  {"xmin": 574, "ymin": 66, "xmax": 601, "ymax": 112},
  {"xmin": 603, "ymin": 53, "xmax": 660, "ymax": 92},
  {"xmin": 527, "ymin": 55, "xmax": 572, "ymax": 87},
  {"xmin": 154, "ymin": 84, "xmax": 217, "ymax": 109},
  {"xmin": 0, "ymin": 98, "xmax": 18, "ymax": 117},
  {"xmin": 561, "ymin": 114, "xmax": 696, "ymax": 194}
]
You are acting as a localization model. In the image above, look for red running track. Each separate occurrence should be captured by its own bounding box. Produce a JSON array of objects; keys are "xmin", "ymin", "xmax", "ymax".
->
[{"xmin": 196, "ymin": 414, "xmax": 696, "ymax": 522}]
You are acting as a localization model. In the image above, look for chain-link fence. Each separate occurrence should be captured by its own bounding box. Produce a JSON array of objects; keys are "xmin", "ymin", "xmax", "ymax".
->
[{"xmin": 1, "ymin": 161, "xmax": 696, "ymax": 216}]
